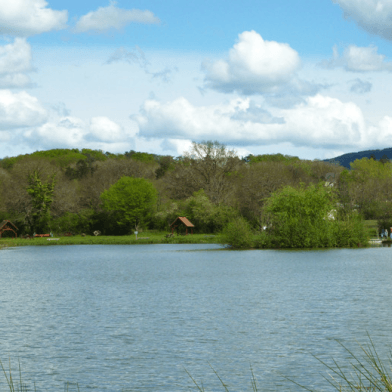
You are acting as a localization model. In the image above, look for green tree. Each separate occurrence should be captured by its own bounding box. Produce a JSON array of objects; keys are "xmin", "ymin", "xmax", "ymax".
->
[
  {"xmin": 263, "ymin": 183, "xmax": 337, "ymax": 248},
  {"xmin": 100, "ymin": 177, "xmax": 157, "ymax": 231},
  {"xmin": 27, "ymin": 170, "xmax": 56, "ymax": 233}
]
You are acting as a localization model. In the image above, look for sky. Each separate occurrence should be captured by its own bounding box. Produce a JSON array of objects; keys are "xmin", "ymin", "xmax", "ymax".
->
[{"xmin": 1, "ymin": 0, "xmax": 392, "ymax": 160}]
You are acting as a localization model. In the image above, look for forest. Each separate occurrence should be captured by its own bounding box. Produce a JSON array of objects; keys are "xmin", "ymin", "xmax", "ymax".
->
[{"xmin": 0, "ymin": 141, "xmax": 390, "ymax": 247}]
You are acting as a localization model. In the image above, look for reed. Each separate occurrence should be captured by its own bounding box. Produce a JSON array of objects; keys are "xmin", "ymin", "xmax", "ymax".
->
[{"xmin": 185, "ymin": 336, "xmax": 392, "ymax": 391}]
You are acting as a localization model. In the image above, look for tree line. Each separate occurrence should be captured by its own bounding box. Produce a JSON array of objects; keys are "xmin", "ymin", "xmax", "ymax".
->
[{"xmin": 0, "ymin": 142, "xmax": 390, "ymax": 244}]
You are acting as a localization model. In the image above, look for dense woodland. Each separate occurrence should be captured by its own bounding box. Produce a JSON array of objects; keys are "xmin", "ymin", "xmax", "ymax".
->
[{"xmin": 0, "ymin": 141, "xmax": 390, "ymax": 242}]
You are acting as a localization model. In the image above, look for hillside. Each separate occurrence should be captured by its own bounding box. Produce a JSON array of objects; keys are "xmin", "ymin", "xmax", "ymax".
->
[{"xmin": 324, "ymin": 148, "xmax": 392, "ymax": 168}]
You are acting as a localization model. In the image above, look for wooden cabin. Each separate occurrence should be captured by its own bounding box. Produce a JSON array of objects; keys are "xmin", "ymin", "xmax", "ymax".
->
[
  {"xmin": 0, "ymin": 220, "xmax": 18, "ymax": 238},
  {"xmin": 170, "ymin": 217, "xmax": 195, "ymax": 235}
]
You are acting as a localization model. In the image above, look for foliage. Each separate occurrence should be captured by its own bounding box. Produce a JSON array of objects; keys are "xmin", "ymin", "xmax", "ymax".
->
[
  {"xmin": 155, "ymin": 156, "xmax": 174, "ymax": 179},
  {"xmin": 0, "ymin": 156, "xmax": 20, "ymax": 169},
  {"xmin": 51, "ymin": 209, "xmax": 95, "ymax": 234},
  {"xmin": 339, "ymin": 158, "xmax": 392, "ymax": 219},
  {"xmin": 334, "ymin": 211, "xmax": 369, "ymax": 247},
  {"xmin": 154, "ymin": 201, "xmax": 182, "ymax": 231},
  {"xmin": 245, "ymin": 153, "xmax": 300, "ymax": 164},
  {"xmin": 65, "ymin": 159, "xmax": 96, "ymax": 180},
  {"xmin": 30, "ymin": 149, "xmax": 87, "ymax": 167},
  {"xmin": 220, "ymin": 216, "xmax": 254, "ymax": 249},
  {"xmin": 125, "ymin": 150, "xmax": 156, "ymax": 163},
  {"xmin": 80, "ymin": 148, "xmax": 107, "ymax": 162},
  {"xmin": 100, "ymin": 177, "xmax": 157, "ymax": 231},
  {"xmin": 253, "ymin": 230, "xmax": 273, "ymax": 249},
  {"xmin": 166, "ymin": 140, "xmax": 241, "ymax": 203},
  {"xmin": 26, "ymin": 170, "xmax": 56, "ymax": 233},
  {"xmin": 0, "ymin": 146, "xmax": 385, "ymax": 244},
  {"xmin": 185, "ymin": 190, "xmax": 238, "ymax": 233},
  {"xmin": 263, "ymin": 183, "xmax": 337, "ymax": 248}
]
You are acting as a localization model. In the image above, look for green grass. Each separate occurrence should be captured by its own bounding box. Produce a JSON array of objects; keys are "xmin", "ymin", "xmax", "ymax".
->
[{"xmin": 0, "ymin": 232, "xmax": 223, "ymax": 247}]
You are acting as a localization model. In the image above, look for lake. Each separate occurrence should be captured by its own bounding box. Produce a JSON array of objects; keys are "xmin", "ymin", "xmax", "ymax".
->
[{"xmin": 0, "ymin": 244, "xmax": 392, "ymax": 391}]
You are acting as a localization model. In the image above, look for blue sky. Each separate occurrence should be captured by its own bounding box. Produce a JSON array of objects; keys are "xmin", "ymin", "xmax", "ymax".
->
[{"xmin": 1, "ymin": 0, "xmax": 392, "ymax": 159}]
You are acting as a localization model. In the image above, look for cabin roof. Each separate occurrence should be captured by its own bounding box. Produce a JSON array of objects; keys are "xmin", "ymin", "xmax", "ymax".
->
[
  {"xmin": 0, "ymin": 220, "xmax": 18, "ymax": 230},
  {"xmin": 171, "ymin": 216, "xmax": 195, "ymax": 228}
]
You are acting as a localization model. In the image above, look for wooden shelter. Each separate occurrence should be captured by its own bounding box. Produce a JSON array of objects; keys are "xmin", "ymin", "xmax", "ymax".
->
[
  {"xmin": 0, "ymin": 220, "xmax": 18, "ymax": 238},
  {"xmin": 171, "ymin": 217, "xmax": 195, "ymax": 235}
]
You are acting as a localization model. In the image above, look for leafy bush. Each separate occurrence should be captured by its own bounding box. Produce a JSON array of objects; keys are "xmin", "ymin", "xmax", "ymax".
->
[
  {"xmin": 335, "ymin": 211, "xmax": 369, "ymax": 247},
  {"xmin": 253, "ymin": 230, "xmax": 273, "ymax": 249},
  {"xmin": 221, "ymin": 217, "xmax": 253, "ymax": 249},
  {"xmin": 263, "ymin": 183, "xmax": 337, "ymax": 248}
]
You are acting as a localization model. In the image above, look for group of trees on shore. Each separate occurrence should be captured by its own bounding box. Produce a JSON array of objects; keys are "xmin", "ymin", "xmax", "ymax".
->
[{"xmin": 0, "ymin": 141, "xmax": 389, "ymax": 246}]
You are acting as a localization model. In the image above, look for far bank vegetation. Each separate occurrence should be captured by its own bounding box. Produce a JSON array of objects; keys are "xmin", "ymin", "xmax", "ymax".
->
[{"xmin": 0, "ymin": 141, "xmax": 388, "ymax": 248}]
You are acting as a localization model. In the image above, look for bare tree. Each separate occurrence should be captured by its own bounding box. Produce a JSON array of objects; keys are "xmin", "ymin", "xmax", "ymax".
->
[{"xmin": 165, "ymin": 141, "xmax": 243, "ymax": 204}]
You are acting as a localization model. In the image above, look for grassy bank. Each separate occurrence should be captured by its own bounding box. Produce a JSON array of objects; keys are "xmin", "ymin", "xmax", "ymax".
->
[
  {"xmin": 0, "ymin": 232, "xmax": 223, "ymax": 247},
  {"xmin": 0, "ymin": 218, "xmax": 377, "ymax": 249}
]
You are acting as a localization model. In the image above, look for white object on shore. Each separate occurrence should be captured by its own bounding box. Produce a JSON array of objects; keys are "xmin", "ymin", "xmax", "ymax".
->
[{"xmin": 47, "ymin": 238, "xmax": 60, "ymax": 241}]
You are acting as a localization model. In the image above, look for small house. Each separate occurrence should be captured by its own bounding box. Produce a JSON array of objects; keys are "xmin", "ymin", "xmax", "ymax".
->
[
  {"xmin": 0, "ymin": 220, "xmax": 18, "ymax": 238},
  {"xmin": 170, "ymin": 217, "xmax": 195, "ymax": 235}
]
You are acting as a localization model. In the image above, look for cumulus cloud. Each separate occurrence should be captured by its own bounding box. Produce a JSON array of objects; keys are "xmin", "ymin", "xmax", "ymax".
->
[
  {"xmin": 0, "ymin": 0, "xmax": 67, "ymax": 37},
  {"xmin": 87, "ymin": 116, "xmax": 125, "ymax": 142},
  {"xmin": 202, "ymin": 30, "xmax": 316, "ymax": 97},
  {"xmin": 0, "ymin": 90, "xmax": 47, "ymax": 129},
  {"xmin": 350, "ymin": 78, "xmax": 372, "ymax": 94},
  {"xmin": 23, "ymin": 115, "xmax": 134, "ymax": 150},
  {"xmin": 133, "ymin": 95, "xmax": 384, "ymax": 149},
  {"xmin": 321, "ymin": 45, "xmax": 392, "ymax": 72},
  {"xmin": 24, "ymin": 117, "xmax": 87, "ymax": 147},
  {"xmin": 0, "ymin": 38, "xmax": 34, "ymax": 88},
  {"xmin": 74, "ymin": 1, "xmax": 159, "ymax": 33},
  {"xmin": 333, "ymin": 0, "xmax": 392, "ymax": 40}
]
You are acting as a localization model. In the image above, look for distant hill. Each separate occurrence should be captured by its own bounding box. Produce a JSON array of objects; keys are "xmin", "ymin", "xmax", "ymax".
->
[{"xmin": 324, "ymin": 147, "xmax": 392, "ymax": 169}]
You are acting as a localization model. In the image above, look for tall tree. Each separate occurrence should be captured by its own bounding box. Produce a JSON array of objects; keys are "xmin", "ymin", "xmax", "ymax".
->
[
  {"xmin": 27, "ymin": 170, "xmax": 56, "ymax": 233},
  {"xmin": 100, "ymin": 177, "xmax": 157, "ymax": 231},
  {"xmin": 166, "ymin": 141, "xmax": 242, "ymax": 204}
]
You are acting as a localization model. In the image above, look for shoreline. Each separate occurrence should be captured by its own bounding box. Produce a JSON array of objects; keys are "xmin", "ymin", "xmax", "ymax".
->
[{"xmin": 0, "ymin": 233, "xmax": 222, "ymax": 248}]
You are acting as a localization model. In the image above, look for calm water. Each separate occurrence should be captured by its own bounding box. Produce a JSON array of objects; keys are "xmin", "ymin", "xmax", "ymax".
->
[{"xmin": 1, "ymin": 244, "xmax": 392, "ymax": 391}]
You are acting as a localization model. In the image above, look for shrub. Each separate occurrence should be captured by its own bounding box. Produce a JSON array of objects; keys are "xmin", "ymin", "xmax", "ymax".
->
[
  {"xmin": 334, "ymin": 211, "xmax": 369, "ymax": 247},
  {"xmin": 221, "ymin": 217, "xmax": 253, "ymax": 249}
]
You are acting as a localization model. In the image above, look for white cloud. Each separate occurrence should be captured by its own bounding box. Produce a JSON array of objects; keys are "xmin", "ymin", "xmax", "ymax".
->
[
  {"xmin": 202, "ymin": 30, "xmax": 310, "ymax": 96},
  {"xmin": 334, "ymin": 0, "xmax": 392, "ymax": 40},
  {"xmin": 88, "ymin": 116, "xmax": 125, "ymax": 142},
  {"xmin": 0, "ymin": 90, "xmax": 47, "ymax": 129},
  {"xmin": 24, "ymin": 116, "xmax": 87, "ymax": 147},
  {"xmin": 133, "ymin": 95, "xmax": 386, "ymax": 149},
  {"xmin": 321, "ymin": 45, "xmax": 392, "ymax": 72},
  {"xmin": 0, "ymin": 0, "xmax": 67, "ymax": 37},
  {"xmin": 24, "ymin": 115, "xmax": 134, "ymax": 151},
  {"xmin": 0, "ymin": 38, "xmax": 33, "ymax": 88},
  {"xmin": 74, "ymin": 1, "xmax": 160, "ymax": 33}
]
